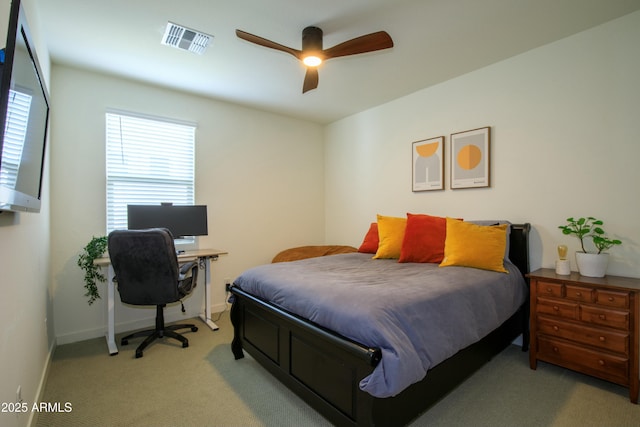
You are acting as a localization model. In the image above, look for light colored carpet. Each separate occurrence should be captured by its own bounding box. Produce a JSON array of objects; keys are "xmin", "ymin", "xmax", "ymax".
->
[{"xmin": 36, "ymin": 310, "xmax": 640, "ymax": 426}]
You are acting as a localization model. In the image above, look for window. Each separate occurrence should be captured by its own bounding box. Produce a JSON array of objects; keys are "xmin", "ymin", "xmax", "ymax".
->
[{"xmin": 105, "ymin": 111, "xmax": 196, "ymax": 234}]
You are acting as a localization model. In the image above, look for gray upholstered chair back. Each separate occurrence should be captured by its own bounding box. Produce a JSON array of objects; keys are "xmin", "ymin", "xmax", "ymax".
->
[{"xmin": 108, "ymin": 228, "xmax": 184, "ymax": 306}]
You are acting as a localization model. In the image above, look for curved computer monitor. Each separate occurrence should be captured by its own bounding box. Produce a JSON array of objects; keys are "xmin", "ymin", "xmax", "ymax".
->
[{"xmin": 127, "ymin": 204, "xmax": 208, "ymax": 238}]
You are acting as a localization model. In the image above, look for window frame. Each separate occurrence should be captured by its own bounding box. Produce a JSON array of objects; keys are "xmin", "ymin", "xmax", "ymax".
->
[{"xmin": 105, "ymin": 110, "xmax": 197, "ymax": 243}]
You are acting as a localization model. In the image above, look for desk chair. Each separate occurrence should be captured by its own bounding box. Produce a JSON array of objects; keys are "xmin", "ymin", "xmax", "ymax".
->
[{"xmin": 108, "ymin": 228, "xmax": 199, "ymax": 358}]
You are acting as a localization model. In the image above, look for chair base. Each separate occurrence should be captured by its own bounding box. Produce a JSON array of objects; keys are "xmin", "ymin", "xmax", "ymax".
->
[{"xmin": 120, "ymin": 305, "xmax": 198, "ymax": 358}]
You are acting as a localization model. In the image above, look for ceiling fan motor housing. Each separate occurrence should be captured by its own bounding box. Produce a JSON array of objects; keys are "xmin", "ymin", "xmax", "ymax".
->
[{"xmin": 302, "ymin": 26, "xmax": 323, "ymax": 54}]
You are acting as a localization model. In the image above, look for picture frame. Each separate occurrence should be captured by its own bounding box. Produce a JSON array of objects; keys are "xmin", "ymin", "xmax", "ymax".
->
[
  {"xmin": 412, "ymin": 136, "xmax": 444, "ymax": 192},
  {"xmin": 450, "ymin": 127, "xmax": 490, "ymax": 189}
]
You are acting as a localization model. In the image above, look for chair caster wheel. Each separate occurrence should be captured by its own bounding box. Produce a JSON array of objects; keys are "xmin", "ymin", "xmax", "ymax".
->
[
  {"xmin": 191, "ymin": 326, "xmax": 198, "ymax": 332},
  {"xmin": 182, "ymin": 342, "xmax": 189, "ymax": 348},
  {"xmin": 135, "ymin": 351, "xmax": 143, "ymax": 358},
  {"xmin": 121, "ymin": 339, "xmax": 129, "ymax": 346}
]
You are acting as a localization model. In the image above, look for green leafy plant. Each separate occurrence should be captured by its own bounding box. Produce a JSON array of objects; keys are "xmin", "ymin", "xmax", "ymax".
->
[
  {"xmin": 558, "ymin": 217, "xmax": 622, "ymax": 254},
  {"xmin": 77, "ymin": 236, "xmax": 108, "ymax": 305}
]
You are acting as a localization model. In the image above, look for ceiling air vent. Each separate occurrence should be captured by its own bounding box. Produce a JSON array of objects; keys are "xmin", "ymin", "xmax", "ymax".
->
[{"xmin": 161, "ymin": 22, "xmax": 212, "ymax": 55}]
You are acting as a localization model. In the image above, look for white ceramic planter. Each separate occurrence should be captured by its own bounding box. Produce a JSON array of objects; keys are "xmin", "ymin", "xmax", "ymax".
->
[{"xmin": 575, "ymin": 252, "xmax": 609, "ymax": 278}]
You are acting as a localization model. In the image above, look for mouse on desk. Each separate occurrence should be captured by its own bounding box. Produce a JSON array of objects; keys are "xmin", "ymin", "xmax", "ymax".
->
[{"xmin": 176, "ymin": 250, "xmax": 185, "ymax": 255}]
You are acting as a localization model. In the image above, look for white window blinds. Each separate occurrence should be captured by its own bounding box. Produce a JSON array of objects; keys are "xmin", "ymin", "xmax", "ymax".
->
[
  {"xmin": 105, "ymin": 112, "xmax": 196, "ymax": 234},
  {"xmin": 0, "ymin": 90, "xmax": 32, "ymax": 189}
]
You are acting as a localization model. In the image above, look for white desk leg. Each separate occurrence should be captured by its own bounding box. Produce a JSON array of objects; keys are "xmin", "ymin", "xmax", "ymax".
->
[
  {"xmin": 106, "ymin": 266, "xmax": 118, "ymax": 355},
  {"xmin": 199, "ymin": 256, "xmax": 219, "ymax": 330}
]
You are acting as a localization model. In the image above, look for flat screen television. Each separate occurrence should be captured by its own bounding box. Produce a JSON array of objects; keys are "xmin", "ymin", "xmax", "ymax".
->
[
  {"xmin": 127, "ymin": 204, "xmax": 208, "ymax": 238},
  {"xmin": 0, "ymin": 0, "xmax": 50, "ymax": 213}
]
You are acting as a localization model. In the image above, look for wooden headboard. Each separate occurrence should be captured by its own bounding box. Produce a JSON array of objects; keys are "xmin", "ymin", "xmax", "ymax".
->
[{"xmin": 509, "ymin": 223, "xmax": 531, "ymax": 279}]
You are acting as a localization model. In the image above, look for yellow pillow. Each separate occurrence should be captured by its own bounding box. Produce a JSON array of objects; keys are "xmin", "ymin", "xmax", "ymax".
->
[
  {"xmin": 439, "ymin": 218, "xmax": 508, "ymax": 273},
  {"xmin": 373, "ymin": 215, "xmax": 407, "ymax": 259}
]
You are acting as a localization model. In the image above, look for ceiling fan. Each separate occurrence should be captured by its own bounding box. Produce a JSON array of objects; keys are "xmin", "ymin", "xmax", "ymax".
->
[{"xmin": 236, "ymin": 26, "xmax": 394, "ymax": 93}]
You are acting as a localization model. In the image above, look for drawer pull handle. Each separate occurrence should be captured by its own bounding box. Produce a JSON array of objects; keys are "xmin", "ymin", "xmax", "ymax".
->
[
  {"xmin": 575, "ymin": 292, "xmax": 582, "ymax": 297},
  {"xmin": 546, "ymin": 288, "xmax": 553, "ymax": 293},
  {"xmin": 599, "ymin": 314, "xmax": 606, "ymax": 320},
  {"xmin": 608, "ymin": 297, "xmax": 614, "ymax": 302},
  {"xmin": 553, "ymin": 306, "xmax": 559, "ymax": 311},
  {"xmin": 553, "ymin": 326, "xmax": 559, "ymax": 331},
  {"xmin": 599, "ymin": 336, "xmax": 606, "ymax": 342},
  {"xmin": 598, "ymin": 360, "xmax": 605, "ymax": 366},
  {"xmin": 553, "ymin": 347, "xmax": 559, "ymax": 353}
]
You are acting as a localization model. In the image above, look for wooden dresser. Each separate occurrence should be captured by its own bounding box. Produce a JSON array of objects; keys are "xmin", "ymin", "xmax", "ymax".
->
[{"xmin": 528, "ymin": 268, "xmax": 640, "ymax": 403}]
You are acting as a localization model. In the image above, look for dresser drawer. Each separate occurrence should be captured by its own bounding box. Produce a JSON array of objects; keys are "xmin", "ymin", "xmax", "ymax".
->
[
  {"xmin": 536, "ymin": 281, "xmax": 563, "ymax": 298},
  {"xmin": 537, "ymin": 336, "xmax": 629, "ymax": 383},
  {"xmin": 565, "ymin": 285, "xmax": 594, "ymax": 303},
  {"xmin": 536, "ymin": 296, "xmax": 578, "ymax": 320},
  {"xmin": 596, "ymin": 290, "xmax": 630, "ymax": 309},
  {"xmin": 580, "ymin": 305, "xmax": 629, "ymax": 330},
  {"xmin": 537, "ymin": 315, "xmax": 629, "ymax": 354}
]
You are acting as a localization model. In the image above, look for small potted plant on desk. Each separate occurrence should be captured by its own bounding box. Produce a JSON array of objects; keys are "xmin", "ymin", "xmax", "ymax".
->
[{"xmin": 558, "ymin": 217, "xmax": 622, "ymax": 277}]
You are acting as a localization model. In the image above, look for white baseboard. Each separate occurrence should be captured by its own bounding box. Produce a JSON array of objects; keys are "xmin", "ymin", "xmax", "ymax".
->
[
  {"xmin": 210, "ymin": 302, "xmax": 228, "ymax": 314},
  {"xmin": 28, "ymin": 337, "xmax": 57, "ymax": 427},
  {"xmin": 55, "ymin": 306, "xmax": 222, "ymax": 345}
]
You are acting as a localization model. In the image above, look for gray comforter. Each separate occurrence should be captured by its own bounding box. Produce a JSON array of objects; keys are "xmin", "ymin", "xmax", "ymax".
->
[{"xmin": 233, "ymin": 253, "xmax": 527, "ymax": 398}]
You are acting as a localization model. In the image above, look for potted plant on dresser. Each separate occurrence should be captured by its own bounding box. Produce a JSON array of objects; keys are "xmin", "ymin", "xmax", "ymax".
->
[{"xmin": 558, "ymin": 217, "xmax": 622, "ymax": 277}]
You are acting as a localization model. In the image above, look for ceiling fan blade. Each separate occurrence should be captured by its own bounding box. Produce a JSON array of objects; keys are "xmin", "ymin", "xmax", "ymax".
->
[
  {"xmin": 236, "ymin": 29, "xmax": 302, "ymax": 59},
  {"xmin": 302, "ymin": 68, "xmax": 319, "ymax": 93},
  {"xmin": 323, "ymin": 31, "xmax": 393, "ymax": 59}
]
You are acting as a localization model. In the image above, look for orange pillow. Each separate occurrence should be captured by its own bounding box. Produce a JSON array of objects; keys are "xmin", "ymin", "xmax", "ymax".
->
[
  {"xmin": 358, "ymin": 223, "xmax": 379, "ymax": 254},
  {"xmin": 399, "ymin": 213, "xmax": 450, "ymax": 263}
]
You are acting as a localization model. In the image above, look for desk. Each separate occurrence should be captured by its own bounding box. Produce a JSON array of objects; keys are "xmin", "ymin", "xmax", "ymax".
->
[{"xmin": 95, "ymin": 248, "xmax": 227, "ymax": 355}]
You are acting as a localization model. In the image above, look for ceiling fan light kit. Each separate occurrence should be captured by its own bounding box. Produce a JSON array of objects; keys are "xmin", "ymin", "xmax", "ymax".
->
[
  {"xmin": 236, "ymin": 26, "xmax": 393, "ymax": 93},
  {"xmin": 301, "ymin": 26, "xmax": 324, "ymax": 66},
  {"xmin": 302, "ymin": 55, "xmax": 322, "ymax": 67}
]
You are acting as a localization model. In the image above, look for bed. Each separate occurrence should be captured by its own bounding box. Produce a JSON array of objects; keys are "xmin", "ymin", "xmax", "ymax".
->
[{"xmin": 230, "ymin": 222, "xmax": 530, "ymax": 426}]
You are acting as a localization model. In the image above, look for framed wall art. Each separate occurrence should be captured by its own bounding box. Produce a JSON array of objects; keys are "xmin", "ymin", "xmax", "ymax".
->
[
  {"xmin": 412, "ymin": 136, "xmax": 444, "ymax": 192},
  {"xmin": 450, "ymin": 127, "xmax": 490, "ymax": 189}
]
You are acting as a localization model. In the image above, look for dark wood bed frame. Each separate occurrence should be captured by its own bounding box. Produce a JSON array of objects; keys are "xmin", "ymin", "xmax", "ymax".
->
[{"xmin": 230, "ymin": 223, "xmax": 531, "ymax": 426}]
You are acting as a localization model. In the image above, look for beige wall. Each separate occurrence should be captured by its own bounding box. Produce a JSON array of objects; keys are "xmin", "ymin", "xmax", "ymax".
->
[
  {"xmin": 49, "ymin": 65, "xmax": 325, "ymax": 344},
  {"xmin": 325, "ymin": 10, "xmax": 640, "ymax": 279},
  {"xmin": 0, "ymin": 1, "xmax": 53, "ymax": 426}
]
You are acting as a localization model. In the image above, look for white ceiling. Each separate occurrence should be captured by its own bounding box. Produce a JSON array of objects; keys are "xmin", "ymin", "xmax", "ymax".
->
[{"xmin": 36, "ymin": 0, "xmax": 640, "ymax": 124}]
